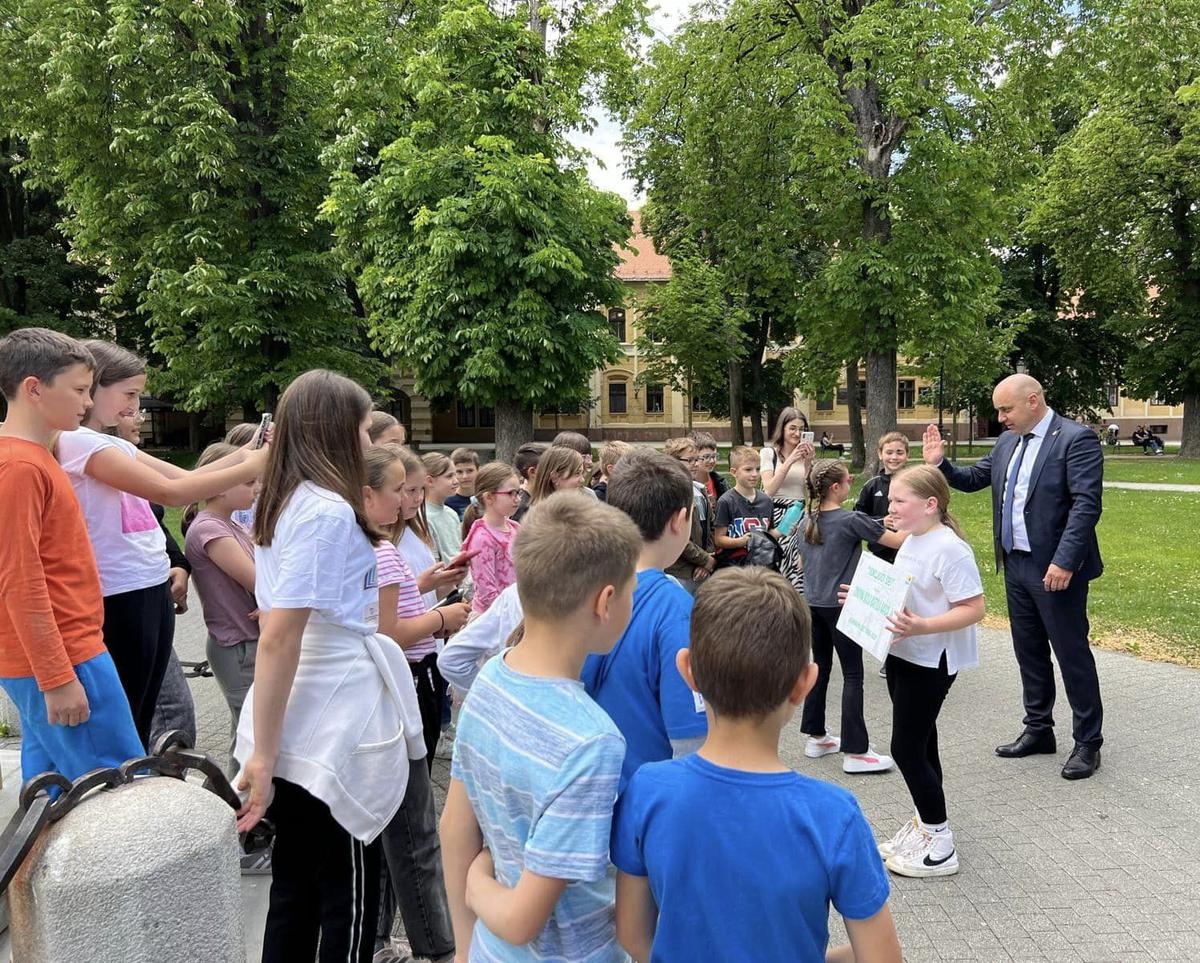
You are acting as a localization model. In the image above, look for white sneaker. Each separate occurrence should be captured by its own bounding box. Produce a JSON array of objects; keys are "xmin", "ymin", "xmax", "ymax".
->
[
  {"xmin": 885, "ymin": 827, "xmax": 959, "ymax": 877},
  {"xmin": 843, "ymin": 750, "xmax": 894, "ymax": 774},
  {"xmin": 878, "ymin": 817, "xmax": 919, "ymax": 860},
  {"xmin": 805, "ymin": 734, "xmax": 841, "ymax": 758}
]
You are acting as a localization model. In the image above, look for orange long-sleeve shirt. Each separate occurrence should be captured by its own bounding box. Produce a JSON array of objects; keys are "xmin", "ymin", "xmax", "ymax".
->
[{"xmin": 0, "ymin": 437, "xmax": 105, "ymax": 690}]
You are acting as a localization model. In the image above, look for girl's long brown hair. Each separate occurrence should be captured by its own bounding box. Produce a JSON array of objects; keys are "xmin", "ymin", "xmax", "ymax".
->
[
  {"xmin": 767, "ymin": 406, "xmax": 809, "ymax": 462},
  {"xmin": 253, "ymin": 370, "xmax": 379, "ymax": 547},
  {"xmin": 803, "ymin": 458, "xmax": 849, "ymax": 545},
  {"xmin": 528, "ymin": 446, "xmax": 583, "ymax": 506},
  {"xmin": 461, "ymin": 462, "xmax": 520, "ymax": 539},
  {"xmin": 891, "ymin": 464, "xmax": 965, "ymax": 538},
  {"xmin": 393, "ymin": 445, "xmax": 434, "ymax": 548}
]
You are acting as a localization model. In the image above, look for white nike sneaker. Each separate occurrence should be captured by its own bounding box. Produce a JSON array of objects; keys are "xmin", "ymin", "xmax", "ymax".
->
[
  {"xmin": 805, "ymin": 734, "xmax": 841, "ymax": 758},
  {"xmin": 878, "ymin": 817, "xmax": 919, "ymax": 860},
  {"xmin": 885, "ymin": 827, "xmax": 959, "ymax": 878},
  {"xmin": 843, "ymin": 749, "xmax": 894, "ymax": 774}
]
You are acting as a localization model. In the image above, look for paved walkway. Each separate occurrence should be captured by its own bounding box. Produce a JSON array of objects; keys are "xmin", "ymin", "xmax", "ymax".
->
[
  {"xmin": 6, "ymin": 592, "xmax": 1199, "ymax": 961},
  {"xmin": 1102, "ymin": 481, "xmax": 1200, "ymax": 493}
]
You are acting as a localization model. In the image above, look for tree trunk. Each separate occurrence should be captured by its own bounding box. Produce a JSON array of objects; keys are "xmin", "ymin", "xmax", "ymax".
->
[
  {"xmin": 1181, "ymin": 392, "xmax": 1200, "ymax": 459},
  {"xmin": 728, "ymin": 359, "xmax": 744, "ymax": 447},
  {"xmin": 494, "ymin": 398, "xmax": 533, "ymax": 464},
  {"xmin": 863, "ymin": 350, "xmax": 896, "ymax": 476},
  {"xmin": 187, "ymin": 411, "xmax": 202, "ymax": 452},
  {"xmin": 750, "ymin": 409, "xmax": 764, "ymax": 447},
  {"xmin": 844, "ymin": 360, "xmax": 865, "ymax": 471},
  {"xmin": 685, "ymin": 375, "xmax": 693, "ymax": 431},
  {"xmin": 950, "ymin": 408, "xmax": 959, "ymax": 462}
]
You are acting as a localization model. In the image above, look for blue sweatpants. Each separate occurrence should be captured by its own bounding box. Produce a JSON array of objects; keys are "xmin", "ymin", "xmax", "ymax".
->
[{"xmin": 1, "ymin": 651, "xmax": 144, "ymax": 783}]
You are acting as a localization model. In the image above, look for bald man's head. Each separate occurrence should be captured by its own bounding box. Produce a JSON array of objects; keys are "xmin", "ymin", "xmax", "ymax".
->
[{"xmin": 993, "ymin": 374, "xmax": 1046, "ymax": 434}]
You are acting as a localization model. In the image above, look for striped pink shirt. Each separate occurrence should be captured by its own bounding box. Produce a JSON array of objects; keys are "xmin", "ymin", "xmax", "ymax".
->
[{"xmin": 375, "ymin": 540, "xmax": 436, "ymax": 662}]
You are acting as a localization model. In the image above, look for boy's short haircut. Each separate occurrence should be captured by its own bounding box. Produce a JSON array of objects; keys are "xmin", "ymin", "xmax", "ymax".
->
[
  {"xmin": 552, "ymin": 431, "xmax": 593, "ymax": 457},
  {"xmin": 690, "ymin": 567, "xmax": 812, "ymax": 718},
  {"xmin": 0, "ymin": 327, "xmax": 94, "ymax": 400},
  {"xmin": 514, "ymin": 441, "xmax": 549, "ymax": 479},
  {"xmin": 606, "ymin": 447, "xmax": 693, "ymax": 542},
  {"xmin": 728, "ymin": 445, "xmax": 759, "ymax": 470},
  {"xmin": 599, "ymin": 439, "xmax": 632, "ymax": 472},
  {"xmin": 688, "ymin": 430, "xmax": 718, "ymax": 451},
  {"xmin": 514, "ymin": 491, "xmax": 640, "ymax": 620},
  {"xmin": 450, "ymin": 447, "xmax": 480, "ymax": 467},
  {"xmin": 877, "ymin": 431, "xmax": 910, "ymax": 450},
  {"xmin": 662, "ymin": 437, "xmax": 697, "ymax": 460}
]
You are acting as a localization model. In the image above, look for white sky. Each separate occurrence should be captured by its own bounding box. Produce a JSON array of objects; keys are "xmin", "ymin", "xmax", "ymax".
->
[{"xmin": 571, "ymin": 0, "xmax": 693, "ymax": 206}]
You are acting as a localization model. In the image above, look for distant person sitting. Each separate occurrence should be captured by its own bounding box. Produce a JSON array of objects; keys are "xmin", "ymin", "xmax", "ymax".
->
[
  {"xmin": 1131, "ymin": 425, "xmax": 1163, "ymax": 455},
  {"xmin": 820, "ymin": 432, "xmax": 846, "ymax": 457}
]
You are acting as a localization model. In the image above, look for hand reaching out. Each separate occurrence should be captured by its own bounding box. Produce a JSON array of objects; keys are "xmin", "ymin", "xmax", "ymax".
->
[{"xmin": 922, "ymin": 424, "xmax": 944, "ymax": 466}]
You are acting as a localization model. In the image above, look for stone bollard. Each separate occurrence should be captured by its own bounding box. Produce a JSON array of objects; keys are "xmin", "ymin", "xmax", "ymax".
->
[{"xmin": 9, "ymin": 777, "xmax": 244, "ymax": 962}]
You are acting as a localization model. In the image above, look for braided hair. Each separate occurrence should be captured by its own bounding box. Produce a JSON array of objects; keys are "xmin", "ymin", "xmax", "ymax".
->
[{"xmin": 803, "ymin": 458, "xmax": 850, "ymax": 545}]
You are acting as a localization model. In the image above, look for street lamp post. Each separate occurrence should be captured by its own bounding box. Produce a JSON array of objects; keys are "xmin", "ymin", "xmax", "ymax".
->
[{"xmin": 937, "ymin": 357, "xmax": 945, "ymax": 436}]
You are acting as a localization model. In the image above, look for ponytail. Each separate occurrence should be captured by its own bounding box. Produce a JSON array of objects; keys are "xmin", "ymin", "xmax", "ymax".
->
[
  {"xmin": 803, "ymin": 459, "xmax": 849, "ymax": 546},
  {"xmin": 181, "ymin": 442, "xmax": 239, "ymax": 537}
]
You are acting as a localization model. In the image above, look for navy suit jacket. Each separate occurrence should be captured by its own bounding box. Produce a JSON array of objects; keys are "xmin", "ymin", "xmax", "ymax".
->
[{"xmin": 938, "ymin": 414, "xmax": 1104, "ymax": 580}]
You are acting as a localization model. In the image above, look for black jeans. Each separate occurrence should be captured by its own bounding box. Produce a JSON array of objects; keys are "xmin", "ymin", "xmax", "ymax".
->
[
  {"xmin": 410, "ymin": 653, "xmax": 448, "ymax": 773},
  {"xmin": 101, "ymin": 581, "xmax": 175, "ymax": 748},
  {"xmin": 800, "ymin": 605, "xmax": 868, "ymax": 754},
  {"xmin": 887, "ymin": 653, "xmax": 956, "ymax": 825},
  {"xmin": 376, "ymin": 759, "xmax": 455, "ymax": 957},
  {"xmin": 1004, "ymin": 550, "xmax": 1104, "ymax": 749},
  {"xmin": 264, "ymin": 778, "xmax": 380, "ymax": 963}
]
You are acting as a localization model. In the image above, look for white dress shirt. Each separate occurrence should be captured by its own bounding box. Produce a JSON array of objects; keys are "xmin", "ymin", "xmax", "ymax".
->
[{"xmin": 1003, "ymin": 408, "xmax": 1055, "ymax": 552}]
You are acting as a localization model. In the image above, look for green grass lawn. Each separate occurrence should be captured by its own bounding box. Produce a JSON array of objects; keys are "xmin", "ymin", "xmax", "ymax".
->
[{"xmin": 1097, "ymin": 456, "xmax": 1200, "ymax": 485}]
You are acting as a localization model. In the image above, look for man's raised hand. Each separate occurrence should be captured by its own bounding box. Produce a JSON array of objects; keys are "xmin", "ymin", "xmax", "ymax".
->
[{"xmin": 922, "ymin": 424, "xmax": 944, "ymax": 466}]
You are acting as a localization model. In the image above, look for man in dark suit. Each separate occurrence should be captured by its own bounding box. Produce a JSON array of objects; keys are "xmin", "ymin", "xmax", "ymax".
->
[{"xmin": 923, "ymin": 374, "xmax": 1105, "ymax": 780}]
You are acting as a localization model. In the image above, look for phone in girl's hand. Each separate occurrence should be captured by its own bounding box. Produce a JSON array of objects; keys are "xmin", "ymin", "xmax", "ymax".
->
[
  {"xmin": 254, "ymin": 413, "xmax": 272, "ymax": 449},
  {"xmin": 445, "ymin": 547, "xmax": 482, "ymax": 570},
  {"xmin": 801, "ymin": 431, "xmax": 815, "ymax": 445}
]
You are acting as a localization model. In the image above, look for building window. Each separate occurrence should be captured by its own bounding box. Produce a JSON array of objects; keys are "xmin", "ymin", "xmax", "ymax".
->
[
  {"xmin": 608, "ymin": 381, "xmax": 627, "ymax": 415},
  {"xmin": 1149, "ymin": 424, "xmax": 1168, "ymax": 435},
  {"xmin": 816, "ymin": 393, "xmax": 834, "ymax": 412},
  {"xmin": 1106, "ymin": 383, "xmax": 1120, "ymax": 409},
  {"xmin": 479, "ymin": 406, "xmax": 494, "ymax": 428},
  {"xmin": 455, "ymin": 400, "xmax": 475, "ymax": 428},
  {"xmin": 645, "ymin": 383, "xmax": 665, "ymax": 414},
  {"xmin": 897, "ymin": 379, "xmax": 916, "ymax": 410},
  {"xmin": 608, "ymin": 307, "xmax": 627, "ymax": 343},
  {"xmin": 691, "ymin": 393, "xmax": 709, "ymax": 414},
  {"xmin": 836, "ymin": 380, "xmax": 867, "ymax": 407}
]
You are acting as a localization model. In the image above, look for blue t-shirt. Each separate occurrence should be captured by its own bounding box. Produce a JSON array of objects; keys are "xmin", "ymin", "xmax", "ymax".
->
[
  {"xmin": 445, "ymin": 492, "xmax": 472, "ymax": 518},
  {"xmin": 452, "ymin": 653, "xmax": 626, "ymax": 963},
  {"xmin": 581, "ymin": 569, "xmax": 708, "ymax": 790},
  {"xmin": 611, "ymin": 754, "xmax": 890, "ymax": 963}
]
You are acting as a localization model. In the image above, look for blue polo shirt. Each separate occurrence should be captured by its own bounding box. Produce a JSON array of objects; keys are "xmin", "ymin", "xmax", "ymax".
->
[
  {"xmin": 611, "ymin": 754, "xmax": 890, "ymax": 962},
  {"xmin": 581, "ymin": 569, "xmax": 707, "ymax": 790}
]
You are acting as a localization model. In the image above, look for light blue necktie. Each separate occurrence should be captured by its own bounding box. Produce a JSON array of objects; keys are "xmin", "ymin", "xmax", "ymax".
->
[{"xmin": 1001, "ymin": 433, "xmax": 1035, "ymax": 554}]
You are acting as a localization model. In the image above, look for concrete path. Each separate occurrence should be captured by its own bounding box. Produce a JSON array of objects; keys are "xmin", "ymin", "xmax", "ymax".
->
[
  {"xmin": 1103, "ymin": 481, "xmax": 1200, "ymax": 493},
  {"xmin": 5, "ymin": 591, "xmax": 1199, "ymax": 961}
]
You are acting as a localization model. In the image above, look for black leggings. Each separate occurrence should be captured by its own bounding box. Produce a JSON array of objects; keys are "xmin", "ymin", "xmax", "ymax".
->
[
  {"xmin": 101, "ymin": 581, "xmax": 175, "ymax": 748},
  {"xmin": 887, "ymin": 653, "xmax": 957, "ymax": 825},
  {"xmin": 800, "ymin": 606, "xmax": 868, "ymax": 755},
  {"xmin": 264, "ymin": 778, "xmax": 381, "ymax": 963},
  {"xmin": 410, "ymin": 653, "xmax": 448, "ymax": 774}
]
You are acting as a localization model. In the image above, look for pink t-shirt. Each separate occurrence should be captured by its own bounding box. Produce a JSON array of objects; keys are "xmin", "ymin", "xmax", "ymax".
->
[
  {"xmin": 375, "ymin": 540, "xmax": 436, "ymax": 662},
  {"xmin": 184, "ymin": 510, "xmax": 259, "ymax": 646},
  {"xmin": 463, "ymin": 518, "xmax": 519, "ymax": 614}
]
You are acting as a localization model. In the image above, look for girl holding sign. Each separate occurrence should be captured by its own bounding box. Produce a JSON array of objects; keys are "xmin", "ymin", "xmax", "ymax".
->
[
  {"xmin": 797, "ymin": 460, "xmax": 906, "ymax": 774},
  {"xmin": 875, "ymin": 465, "xmax": 985, "ymax": 879}
]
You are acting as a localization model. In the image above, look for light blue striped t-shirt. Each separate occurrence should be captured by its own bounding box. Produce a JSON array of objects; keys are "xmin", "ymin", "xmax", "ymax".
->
[{"xmin": 453, "ymin": 652, "xmax": 627, "ymax": 963}]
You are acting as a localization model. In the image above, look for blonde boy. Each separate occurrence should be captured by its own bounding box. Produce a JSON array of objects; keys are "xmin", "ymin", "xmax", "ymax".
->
[
  {"xmin": 713, "ymin": 445, "xmax": 777, "ymax": 566},
  {"xmin": 595, "ymin": 440, "xmax": 632, "ymax": 502},
  {"xmin": 440, "ymin": 492, "xmax": 641, "ymax": 962}
]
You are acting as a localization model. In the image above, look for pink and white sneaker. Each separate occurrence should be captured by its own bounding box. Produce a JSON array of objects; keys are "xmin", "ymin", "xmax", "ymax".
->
[
  {"xmin": 805, "ymin": 734, "xmax": 841, "ymax": 758},
  {"xmin": 843, "ymin": 749, "xmax": 894, "ymax": 774}
]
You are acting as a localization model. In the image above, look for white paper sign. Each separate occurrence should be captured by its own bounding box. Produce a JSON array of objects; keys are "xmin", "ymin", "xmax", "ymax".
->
[{"xmin": 836, "ymin": 553, "xmax": 913, "ymax": 663}]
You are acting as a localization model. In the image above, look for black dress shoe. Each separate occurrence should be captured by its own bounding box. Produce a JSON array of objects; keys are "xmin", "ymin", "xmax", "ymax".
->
[
  {"xmin": 995, "ymin": 730, "xmax": 1057, "ymax": 758},
  {"xmin": 1062, "ymin": 745, "xmax": 1101, "ymax": 780}
]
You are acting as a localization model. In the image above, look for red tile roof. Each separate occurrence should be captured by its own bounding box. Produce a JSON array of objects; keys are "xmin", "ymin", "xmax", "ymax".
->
[{"xmin": 615, "ymin": 210, "xmax": 672, "ymax": 281}]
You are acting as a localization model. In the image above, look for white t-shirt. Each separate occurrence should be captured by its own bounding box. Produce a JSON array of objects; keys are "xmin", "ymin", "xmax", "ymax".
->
[
  {"xmin": 56, "ymin": 426, "xmax": 169, "ymax": 597},
  {"xmin": 398, "ymin": 527, "xmax": 438, "ymax": 612},
  {"xmin": 760, "ymin": 446, "xmax": 808, "ymax": 501},
  {"xmin": 254, "ymin": 482, "xmax": 380, "ymax": 635},
  {"xmin": 891, "ymin": 526, "xmax": 985, "ymax": 674}
]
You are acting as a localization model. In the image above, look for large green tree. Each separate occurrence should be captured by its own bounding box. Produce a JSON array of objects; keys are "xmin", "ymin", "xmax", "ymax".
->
[
  {"xmin": 2, "ymin": 0, "xmax": 388, "ymax": 414},
  {"xmin": 324, "ymin": 0, "xmax": 642, "ymax": 460},
  {"xmin": 1029, "ymin": 0, "xmax": 1200, "ymax": 456}
]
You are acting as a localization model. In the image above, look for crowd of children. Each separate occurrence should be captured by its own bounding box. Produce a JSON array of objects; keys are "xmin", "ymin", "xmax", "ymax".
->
[{"xmin": 1, "ymin": 325, "xmax": 996, "ymax": 962}]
